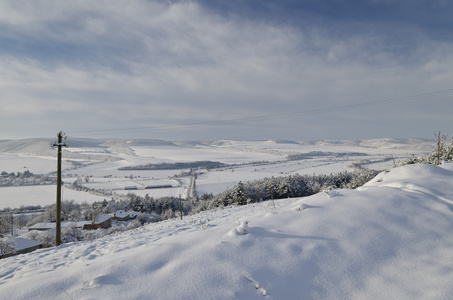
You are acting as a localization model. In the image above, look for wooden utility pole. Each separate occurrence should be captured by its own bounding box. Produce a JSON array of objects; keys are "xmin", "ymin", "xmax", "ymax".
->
[
  {"xmin": 179, "ymin": 194, "xmax": 183, "ymax": 220},
  {"xmin": 52, "ymin": 131, "xmax": 68, "ymax": 246}
]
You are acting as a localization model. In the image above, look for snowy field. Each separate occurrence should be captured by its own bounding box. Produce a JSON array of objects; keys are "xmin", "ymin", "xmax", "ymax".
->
[
  {"xmin": 1, "ymin": 162, "xmax": 453, "ymax": 299},
  {"xmin": 0, "ymin": 138, "xmax": 432, "ymax": 209},
  {"xmin": 0, "ymin": 186, "xmax": 106, "ymax": 209}
]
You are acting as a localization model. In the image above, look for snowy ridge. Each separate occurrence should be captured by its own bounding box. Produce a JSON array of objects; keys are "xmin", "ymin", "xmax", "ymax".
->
[
  {"xmin": 0, "ymin": 137, "xmax": 432, "ymax": 156},
  {"xmin": 1, "ymin": 163, "xmax": 453, "ymax": 299}
]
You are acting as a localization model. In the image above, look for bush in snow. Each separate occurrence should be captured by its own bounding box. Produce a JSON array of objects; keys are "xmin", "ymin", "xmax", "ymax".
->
[
  {"xmin": 161, "ymin": 208, "xmax": 175, "ymax": 220},
  {"xmin": 427, "ymin": 132, "xmax": 453, "ymax": 165},
  {"xmin": 82, "ymin": 229, "xmax": 106, "ymax": 241},
  {"xmin": 0, "ymin": 213, "xmax": 14, "ymax": 237},
  {"xmin": 0, "ymin": 235, "xmax": 16, "ymax": 258},
  {"xmin": 137, "ymin": 212, "xmax": 162, "ymax": 224},
  {"xmin": 61, "ymin": 225, "xmax": 83, "ymax": 243},
  {"xmin": 126, "ymin": 219, "xmax": 142, "ymax": 230},
  {"xmin": 403, "ymin": 132, "xmax": 453, "ymax": 166},
  {"xmin": 348, "ymin": 168, "xmax": 381, "ymax": 189},
  {"xmin": 26, "ymin": 230, "xmax": 54, "ymax": 248}
]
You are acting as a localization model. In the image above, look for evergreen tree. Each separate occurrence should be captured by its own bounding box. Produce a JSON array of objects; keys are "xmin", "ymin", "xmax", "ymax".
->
[{"xmin": 230, "ymin": 181, "xmax": 247, "ymax": 205}]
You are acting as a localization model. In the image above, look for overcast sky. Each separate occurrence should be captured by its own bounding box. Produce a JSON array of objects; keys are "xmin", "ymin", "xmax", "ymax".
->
[{"xmin": 1, "ymin": 0, "xmax": 452, "ymax": 141}]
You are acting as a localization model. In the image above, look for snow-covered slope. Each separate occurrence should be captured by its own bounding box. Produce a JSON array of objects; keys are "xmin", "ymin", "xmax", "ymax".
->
[{"xmin": 1, "ymin": 163, "xmax": 453, "ymax": 299}]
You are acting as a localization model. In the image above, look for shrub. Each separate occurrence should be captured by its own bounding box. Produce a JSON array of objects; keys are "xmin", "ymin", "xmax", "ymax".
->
[
  {"xmin": 0, "ymin": 235, "xmax": 16, "ymax": 258},
  {"xmin": 27, "ymin": 230, "xmax": 54, "ymax": 248}
]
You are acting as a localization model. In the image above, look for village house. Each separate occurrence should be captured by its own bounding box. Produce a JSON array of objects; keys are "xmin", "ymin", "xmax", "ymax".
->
[
  {"xmin": 28, "ymin": 211, "xmax": 138, "ymax": 232},
  {"xmin": 1, "ymin": 237, "xmax": 42, "ymax": 259},
  {"xmin": 114, "ymin": 210, "xmax": 138, "ymax": 222},
  {"xmin": 15, "ymin": 237, "xmax": 42, "ymax": 255},
  {"xmin": 83, "ymin": 214, "xmax": 114, "ymax": 230},
  {"xmin": 28, "ymin": 221, "xmax": 90, "ymax": 231},
  {"xmin": 124, "ymin": 185, "xmax": 137, "ymax": 190}
]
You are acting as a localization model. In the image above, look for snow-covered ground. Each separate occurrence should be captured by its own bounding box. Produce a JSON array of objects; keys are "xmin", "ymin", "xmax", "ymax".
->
[
  {"xmin": 0, "ymin": 138, "xmax": 432, "ymax": 209},
  {"xmin": 0, "ymin": 185, "xmax": 106, "ymax": 209},
  {"xmin": 1, "ymin": 162, "xmax": 453, "ymax": 299}
]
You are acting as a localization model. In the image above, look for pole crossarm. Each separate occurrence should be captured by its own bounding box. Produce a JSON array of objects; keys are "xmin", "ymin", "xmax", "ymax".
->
[{"xmin": 52, "ymin": 131, "xmax": 69, "ymax": 148}]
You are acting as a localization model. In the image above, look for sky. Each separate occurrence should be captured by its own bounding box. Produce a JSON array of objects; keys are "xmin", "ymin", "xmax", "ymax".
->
[{"xmin": 1, "ymin": 0, "xmax": 453, "ymax": 141}]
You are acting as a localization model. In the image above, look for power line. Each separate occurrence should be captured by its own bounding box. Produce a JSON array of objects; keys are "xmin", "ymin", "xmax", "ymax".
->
[{"xmin": 73, "ymin": 88, "xmax": 453, "ymax": 136}]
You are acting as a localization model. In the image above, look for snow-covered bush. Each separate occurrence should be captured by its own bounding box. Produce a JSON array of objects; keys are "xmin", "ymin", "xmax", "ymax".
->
[
  {"xmin": 107, "ymin": 224, "xmax": 127, "ymax": 235},
  {"xmin": 161, "ymin": 208, "xmax": 175, "ymax": 220},
  {"xmin": 0, "ymin": 235, "xmax": 16, "ymax": 258},
  {"xmin": 61, "ymin": 225, "xmax": 83, "ymax": 243},
  {"xmin": 26, "ymin": 230, "xmax": 54, "ymax": 248},
  {"xmin": 83, "ymin": 229, "xmax": 106, "ymax": 241},
  {"xmin": 403, "ymin": 132, "xmax": 453, "ymax": 166},
  {"xmin": 126, "ymin": 219, "xmax": 141, "ymax": 230},
  {"xmin": 348, "ymin": 168, "xmax": 381, "ymax": 189},
  {"xmin": 137, "ymin": 212, "xmax": 161, "ymax": 224},
  {"xmin": 427, "ymin": 133, "xmax": 453, "ymax": 165},
  {"xmin": 0, "ymin": 213, "xmax": 14, "ymax": 237}
]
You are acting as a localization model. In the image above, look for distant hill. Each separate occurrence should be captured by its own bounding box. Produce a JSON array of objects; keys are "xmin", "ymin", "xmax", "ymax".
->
[
  {"xmin": 297, "ymin": 138, "xmax": 433, "ymax": 150},
  {"xmin": 0, "ymin": 137, "xmax": 433, "ymax": 160},
  {"xmin": 0, "ymin": 138, "xmax": 117, "ymax": 161}
]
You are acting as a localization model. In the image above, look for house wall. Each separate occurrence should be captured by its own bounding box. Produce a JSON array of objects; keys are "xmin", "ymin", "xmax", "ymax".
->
[{"xmin": 83, "ymin": 218, "xmax": 112, "ymax": 230}]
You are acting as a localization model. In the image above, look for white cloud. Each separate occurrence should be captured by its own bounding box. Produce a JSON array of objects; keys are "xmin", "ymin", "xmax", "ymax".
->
[{"xmin": 0, "ymin": 0, "xmax": 452, "ymax": 140}]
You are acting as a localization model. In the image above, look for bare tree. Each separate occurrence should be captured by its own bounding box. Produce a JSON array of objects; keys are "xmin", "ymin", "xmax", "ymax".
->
[
  {"xmin": 434, "ymin": 131, "xmax": 448, "ymax": 165},
  {"xmin": 0, "ymin": 214, "xmax": 14, "ymax": 237}
]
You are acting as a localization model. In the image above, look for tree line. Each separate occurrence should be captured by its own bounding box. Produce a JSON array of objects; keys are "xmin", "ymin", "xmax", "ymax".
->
[{"xmin": 0, "ymin": 170, "xmax": 56, "ymax": 187}]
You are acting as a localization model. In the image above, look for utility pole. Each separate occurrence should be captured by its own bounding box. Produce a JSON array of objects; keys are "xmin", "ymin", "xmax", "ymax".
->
[
  {"xmin": 52, "ymin": 131, "xmax": 68, "ymax": 246},
  {"xmin": 179, "ymin": 194, "xmax": 183, "ymax": 220}
]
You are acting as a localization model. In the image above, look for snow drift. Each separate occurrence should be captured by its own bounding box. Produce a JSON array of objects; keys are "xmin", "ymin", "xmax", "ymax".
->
[{"xmin": 1, "ymin": 163, "xmax": 453, "ymax": 299}]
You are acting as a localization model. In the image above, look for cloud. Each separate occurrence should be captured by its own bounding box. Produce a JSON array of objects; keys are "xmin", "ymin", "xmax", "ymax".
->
[{"xmin": 0, "ymin": 0, "xmax": 452, "ymax": 140}]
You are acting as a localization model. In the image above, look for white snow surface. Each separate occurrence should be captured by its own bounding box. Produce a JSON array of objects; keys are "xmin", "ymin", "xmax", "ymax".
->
[
  {"xmin": 0, "ymin": 185, "xmax": 106, "ymax": 209},
  {"xmin": 1, "ymin": 163, "xmax": 453, "ymax": 299}
]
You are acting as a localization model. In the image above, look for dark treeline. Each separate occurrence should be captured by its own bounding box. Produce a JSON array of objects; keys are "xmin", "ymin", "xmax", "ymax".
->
[
  {"xmin": 286, "ymin": 151, "xmax": 368, "ymax": 161},
  {"xmin": 193, "ymin": 168, "xmax": 380, "ymax": 212},
  {"xmin": 118, "ymin": 161, "xmax": 227, "ymax": 171},
  {"xmin": 0, "ymin": 170, "xmax": 56, "ymax": 187}
]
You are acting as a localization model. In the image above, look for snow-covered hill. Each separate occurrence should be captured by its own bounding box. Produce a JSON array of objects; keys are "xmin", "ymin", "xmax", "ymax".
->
[{"xmin": 1, "ymin": 163, "xmax": 453, "ymax": 299}]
